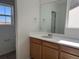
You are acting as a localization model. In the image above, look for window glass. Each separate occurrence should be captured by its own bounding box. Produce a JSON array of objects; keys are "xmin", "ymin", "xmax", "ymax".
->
[
  {"xmin": 0, "ymin": 4, "xmax": 13, "ymax": 25},
  {"xmin": 6, "ymin": 17, "xmax": 11, "ymax": 24},
  {"xmin": 0, "ymin": 16, "xmax": 5, "ymax": 23},
  {"xmin": 5, "ymin": 6, "xmax": 11, "ymax": 15},
  {"xmin": 0, "ymin": 5, "xmax": 5, "ymax": 14}
]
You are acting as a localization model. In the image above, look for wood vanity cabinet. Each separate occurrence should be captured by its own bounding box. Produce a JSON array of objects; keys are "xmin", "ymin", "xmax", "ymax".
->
[
  {"xmin": 30, "ymin": 37, "xmax": 79, "ymax": 59},
  {"xmin": 60, "ymin": 52, "xmax": 79, "ymax": 59},
  {"xmin": 30, "ymin": 37, "xmax": 42, "ymax": 59},
  {"xmin": 42, "ymin": 46, "xmax": 58, "ymax": 59},
  {"xmin": 60, "ymin": 46, "xmax": 79, "ymax": 59},
  {"xmin": 42, "ymin": 41, "xmax": 59, "ymax": 59}
]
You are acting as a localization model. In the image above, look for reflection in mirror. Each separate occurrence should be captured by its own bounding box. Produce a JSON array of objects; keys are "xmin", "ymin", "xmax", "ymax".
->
[
  {"xmin": 51, "ymin": 11, "xmax": 56, "ymax": 33},
  {"xmin": 40, "ymin": 0, "xmax": 67, "ymax": 34}
]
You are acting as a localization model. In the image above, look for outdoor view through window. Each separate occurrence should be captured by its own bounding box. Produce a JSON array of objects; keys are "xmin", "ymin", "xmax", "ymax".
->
[{"xmin": 68, "ymin": 3, "xmax": 79, "ymax": 28}]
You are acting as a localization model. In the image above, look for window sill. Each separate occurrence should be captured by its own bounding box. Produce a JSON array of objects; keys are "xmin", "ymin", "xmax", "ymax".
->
[{"xmin": 0, "ymin": 24, "xmax": 13, "ymax": 27}]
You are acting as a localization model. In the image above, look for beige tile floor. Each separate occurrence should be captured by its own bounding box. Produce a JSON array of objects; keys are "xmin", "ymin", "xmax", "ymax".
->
[{"xmin": 0, "ymin": 51, "xmax": 16, "ymax": 59}]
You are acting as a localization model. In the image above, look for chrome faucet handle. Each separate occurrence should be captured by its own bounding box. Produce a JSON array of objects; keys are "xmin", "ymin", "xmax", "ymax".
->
[{"xmin": 48, "ymin": 34, "xmax": 52, "ymax": 37}]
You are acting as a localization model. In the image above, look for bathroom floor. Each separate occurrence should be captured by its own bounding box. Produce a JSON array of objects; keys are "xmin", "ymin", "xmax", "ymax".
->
[{"xmin": 0, "ymin": 51, "xmax": 16, "ymax": 59}]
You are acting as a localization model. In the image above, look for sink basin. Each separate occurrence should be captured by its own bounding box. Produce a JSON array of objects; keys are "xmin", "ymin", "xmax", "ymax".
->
[
  {"xmin": 41, "ymin": 33, "xmax": 53, "ymax": 38},
  {"xmin": 42, "ymin": 36, "xmax": 53, "ymax": 38}
]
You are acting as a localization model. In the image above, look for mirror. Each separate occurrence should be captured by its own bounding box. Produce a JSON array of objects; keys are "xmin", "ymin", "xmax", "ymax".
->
[{"xmin": 40, "ymin": 0, "xmax": 67, "ymax": 34}]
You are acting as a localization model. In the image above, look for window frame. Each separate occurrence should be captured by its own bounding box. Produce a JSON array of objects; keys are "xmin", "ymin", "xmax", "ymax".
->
[{"xmin": 0, "ymin": 3, "xmax": 14, "ymax": 25}]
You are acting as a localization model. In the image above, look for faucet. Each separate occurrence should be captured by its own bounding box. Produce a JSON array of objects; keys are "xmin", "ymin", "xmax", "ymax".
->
[{"xmin": 48, "ymin": 33, "xmax": 53, "ymax": 37}]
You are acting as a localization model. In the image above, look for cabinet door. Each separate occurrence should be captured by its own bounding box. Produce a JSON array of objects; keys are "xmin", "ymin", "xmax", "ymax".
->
[
  {"xmin": 43, "ymin": 46, "xmax": 58, "ymax": 59},
  {"xmin": 60, "ymin": 52, "xmax": 79, "ymax": 59},
  {"xmin": 30, "ymin": 43, "xmax": 42, "ymax": 59}
]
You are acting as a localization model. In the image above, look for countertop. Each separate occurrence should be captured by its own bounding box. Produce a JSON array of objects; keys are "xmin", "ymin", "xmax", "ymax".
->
[{"xmin": 29, "ymin": 32, "xmax": 79, "ymax": 49}]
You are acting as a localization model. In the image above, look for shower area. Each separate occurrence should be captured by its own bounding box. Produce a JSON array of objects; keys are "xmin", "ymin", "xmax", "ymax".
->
[{"xmin": 0, "ymin": 0, "xmax": 16, "ymax": 59}]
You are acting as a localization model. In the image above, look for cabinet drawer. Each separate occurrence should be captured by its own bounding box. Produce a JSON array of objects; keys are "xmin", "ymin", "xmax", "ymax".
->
[
  {"xmin": 60, "ymin": 52, "xmax": 79, "ymax": 59},
  {"xmin": 61, "ymin": 45, "xmax": 79, "ymax": 56},
  {"xmin": 30, "ymin": 37, "xmax": 42, "ymax": 44},
  {"xmin": 43, "ymin": 41, "xmax": 59, "ymax": 49}
]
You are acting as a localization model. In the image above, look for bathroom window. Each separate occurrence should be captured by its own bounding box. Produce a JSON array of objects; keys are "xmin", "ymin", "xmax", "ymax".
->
[
  {"xmin": 68, "ymin": 6, "xmax": 79, "ymax": 28},
  {"xmin": 0, "ymin": 3, "xmax": 13, "ymax": 25}
]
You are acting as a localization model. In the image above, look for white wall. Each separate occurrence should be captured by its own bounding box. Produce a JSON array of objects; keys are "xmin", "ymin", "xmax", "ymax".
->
[
  {"xmin": 65, "ymin": 28, "xmax": 79, "ymax": 38},
  {"xmin": 16, "ymin": 0, "xmax": 40, "ymax": 59},
  {"xmin": 0, "ymin": 25, "xmax": 15, "ymax": 55}
]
